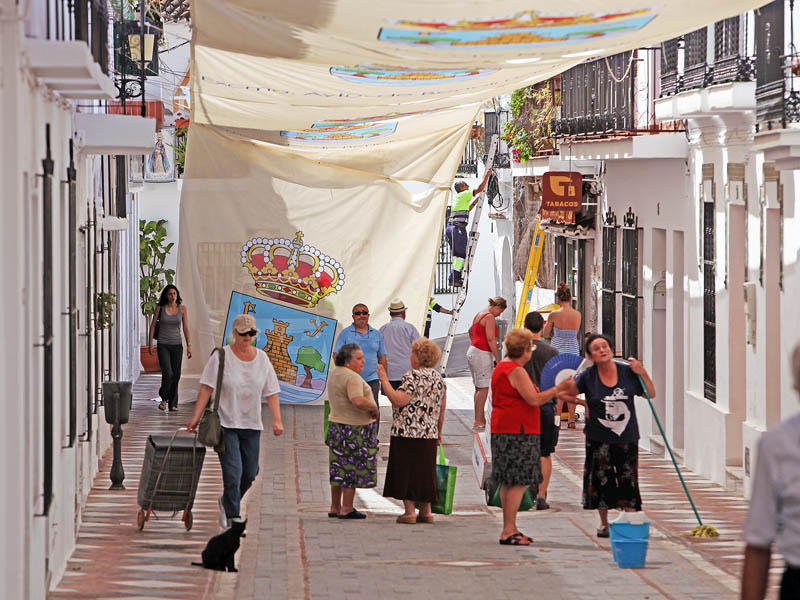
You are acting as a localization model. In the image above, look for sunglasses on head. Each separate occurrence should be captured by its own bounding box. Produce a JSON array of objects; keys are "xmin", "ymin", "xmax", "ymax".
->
[
  {"xmin": 353, "ymin": 310, "xmax": 369, "ymax": 316},
  {"xmin": 238, "ymin": 329, "xmax": 258, "ymax": 337}
]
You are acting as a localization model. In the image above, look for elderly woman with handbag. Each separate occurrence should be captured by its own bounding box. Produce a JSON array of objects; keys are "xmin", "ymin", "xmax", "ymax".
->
[
  {"xmin": 377, "ymin": 337, "xmax": 446, "ymax": 524},
  {"xmin": 187, "ymin": 314, "xmax": 284, "ymax": 531},
  {"xmin": 326, "ymin": 343, "xmax": 380, "ymax": 519}
]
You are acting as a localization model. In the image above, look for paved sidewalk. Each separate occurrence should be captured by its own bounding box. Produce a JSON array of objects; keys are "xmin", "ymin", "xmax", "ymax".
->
[{"xmin": 51, "ymin": 374, "xmax": 776, "ymax": 599}]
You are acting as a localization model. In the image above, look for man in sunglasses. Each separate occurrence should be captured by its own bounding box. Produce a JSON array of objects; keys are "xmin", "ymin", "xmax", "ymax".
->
[{"xmin": 334, "ymin": 304, "xmax": 387, "ymax": 432}]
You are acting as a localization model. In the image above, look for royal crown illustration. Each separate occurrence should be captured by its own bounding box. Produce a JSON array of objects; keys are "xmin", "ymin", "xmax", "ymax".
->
[{"xmin": 241, "ymin": 232, "xmax": 345, "ymax": 308}]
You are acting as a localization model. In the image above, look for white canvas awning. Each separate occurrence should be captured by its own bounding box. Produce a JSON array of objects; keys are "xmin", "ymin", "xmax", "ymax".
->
[{"xmin": 179, "ymin": 1, "xmax": 767, "ymax": 401}]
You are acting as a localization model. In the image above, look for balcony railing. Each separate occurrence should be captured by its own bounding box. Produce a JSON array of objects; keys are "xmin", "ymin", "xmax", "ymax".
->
[
  {"xmin": 456, "ymin": 138, "xmax": 479, "ymax": 177},
  {"xmin": 41, "ymin": 0, "xmax": 109, "ymax": 74},
  {"xmin": 754, "ymin": 0, "xmax": 800, "ymax": 130},
  {"xmin": 659, "ymin": 14, "xmax": 755, "ymax": 98},
  {"xmin": 550, "ymin": 52, "xmax": 635, "ymax": 138}
]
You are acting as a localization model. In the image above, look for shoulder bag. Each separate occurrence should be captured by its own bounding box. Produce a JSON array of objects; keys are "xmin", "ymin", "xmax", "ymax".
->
[
  {"xmin": 198, "ymin": 347, "xmax": 225, "ymax": 452},
  {"xmin": 153, "ymin": 306, "xmax": 162, "ymax": 340}
]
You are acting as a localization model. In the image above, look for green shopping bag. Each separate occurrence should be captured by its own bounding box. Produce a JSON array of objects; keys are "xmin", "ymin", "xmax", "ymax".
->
[
  {"xmin": 488, "ymin": 485, "xmax": 535, "ymax": 511},
  {"xmin": 323, "ymin": 400, "xmax": 330, "ymax": 444},
  {"xmin": 431, "ymin": 445, "xmax": 457, "ymax": 515}
]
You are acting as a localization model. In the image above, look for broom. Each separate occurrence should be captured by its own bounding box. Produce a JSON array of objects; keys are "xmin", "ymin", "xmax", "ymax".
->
[{"xmin": 636, "ymin": 374, "xmax": 719, "ymax": 538}]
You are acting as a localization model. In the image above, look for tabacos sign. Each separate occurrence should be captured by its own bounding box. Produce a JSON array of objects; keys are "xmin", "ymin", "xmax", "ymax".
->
[{"xmin": 542, "ymin": 171, "xmax": 582, "ymax": 212}]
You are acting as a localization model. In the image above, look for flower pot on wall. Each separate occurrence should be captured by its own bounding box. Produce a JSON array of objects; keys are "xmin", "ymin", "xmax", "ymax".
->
[{"xmin": 140, "ymin": 346, "xmax": 161, "ymax": 373}]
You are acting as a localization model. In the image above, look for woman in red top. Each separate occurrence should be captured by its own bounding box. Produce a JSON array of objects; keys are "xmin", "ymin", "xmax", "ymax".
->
[
  {"xmin": 491, "ymin": 328, "xmax": 572, "ymax": 546},
  {"xmin": 467, "ymin": 296, "xmax": 506, "ymax": 431}
]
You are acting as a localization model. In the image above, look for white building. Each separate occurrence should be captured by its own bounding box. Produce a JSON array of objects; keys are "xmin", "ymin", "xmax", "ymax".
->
[
  {"xmin": 503, "ymin": 2, "xmax": 800, "ymax": 496},
  {"xmin": 0, "ymin": 1, "xmax": 156, "ymax": 596}
]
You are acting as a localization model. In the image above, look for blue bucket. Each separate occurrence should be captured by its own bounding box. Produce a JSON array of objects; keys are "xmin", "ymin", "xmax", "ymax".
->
[{"xmin": 609, "ymin": 522, "xmax": 650, "ymax": 568}]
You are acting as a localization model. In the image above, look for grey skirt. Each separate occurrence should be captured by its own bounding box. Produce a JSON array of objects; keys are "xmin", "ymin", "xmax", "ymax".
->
[{"xmin": 490, "ymin": 432, "xmax": 542, "ymax": 490}]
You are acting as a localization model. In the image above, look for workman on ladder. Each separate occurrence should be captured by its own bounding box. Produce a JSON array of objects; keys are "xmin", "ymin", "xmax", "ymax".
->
[{"xmin": 446, "ymin": 168, "xmax": 493, "ymax": 287}]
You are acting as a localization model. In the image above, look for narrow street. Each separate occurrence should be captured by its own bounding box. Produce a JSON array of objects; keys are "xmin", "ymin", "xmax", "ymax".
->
[{"xmin": 49, "ymin": 374, "xmax": 776, "ymax": 599}]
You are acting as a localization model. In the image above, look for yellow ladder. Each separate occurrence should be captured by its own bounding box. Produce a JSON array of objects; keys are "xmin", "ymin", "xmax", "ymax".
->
[{"xmin": 514, "ymin": 218, "xmax": 546, "ymax": 328}]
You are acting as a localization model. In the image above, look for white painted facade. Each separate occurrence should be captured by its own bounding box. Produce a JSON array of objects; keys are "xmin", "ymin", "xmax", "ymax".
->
[
  {"xmin": 0, "ymin": 2, "xmax": 150, "ymax": 596},
  {"xmin": 506, "ymin": 8, "xmax": 800, "ymax": 494}
]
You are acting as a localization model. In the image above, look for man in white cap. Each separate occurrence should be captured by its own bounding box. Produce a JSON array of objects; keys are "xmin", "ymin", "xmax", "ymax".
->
[{"xmin": 379, "ymin": 299, "xmax": 421, "ymax": 390}]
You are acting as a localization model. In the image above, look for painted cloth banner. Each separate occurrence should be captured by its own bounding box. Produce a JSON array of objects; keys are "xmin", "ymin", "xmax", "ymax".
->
[{"xmin": 179, "ymin": 1, "xmax": 767, "ymax": 403}]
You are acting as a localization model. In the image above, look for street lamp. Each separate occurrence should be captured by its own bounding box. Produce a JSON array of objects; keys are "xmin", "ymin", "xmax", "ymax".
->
[{"xmin": 115, "ymin": 0, "xmax": 160, "ymax": 117}]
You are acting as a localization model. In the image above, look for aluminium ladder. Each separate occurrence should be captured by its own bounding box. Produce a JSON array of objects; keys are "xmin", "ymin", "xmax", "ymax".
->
[
  {"xmin": 438, "ymin": 134, "xmax": 499, "ymax": 375},
  {"xmin": 513, "ymin": 217, "xmax": 546, "ymax": 328}
]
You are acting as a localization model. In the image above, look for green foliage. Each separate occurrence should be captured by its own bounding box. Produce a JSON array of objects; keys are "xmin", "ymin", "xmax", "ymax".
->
[
  {"xmin": 140, "ymin": 219, "xmax": 175, "ymax": 332},
  {"xmin": 503, "ymin": 84, "xmax": 557, "ymax": 163},
  {"xmin": 296, "ymin": 346, "xmax": 325, "ymax": 373},
  {"xmin": 95, "ymin": 292, "xmax": 117, "ymax": 330},
  {"xmin": 168, "ymin": 123, "xmax": 188, "ymax": 177}
]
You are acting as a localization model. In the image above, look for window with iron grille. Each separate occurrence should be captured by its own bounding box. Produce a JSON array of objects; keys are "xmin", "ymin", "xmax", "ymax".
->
[
  {"xmin": 554, "ymin": 236, "xmax": 567, "ymax": 287},
  {"xmin": 434, "ymin": 208, "xmax": 456, "ymax": 294},
  {"xmin": 601, "ymin": 212, "xmax": 618, "ymax": 341},
  {"xmin": 683, "ymin": 28, "xmax": 709, "ymax": 90},
  {"xmin": 457, "ymin": 138, "xmax": 478, "ymax": 177},
  {"xmin": 659, "ymin": 38, "xmax": 681, "ymax": 96},
  {"xmin": 713, "ymin": 16, "xmax": 748, "ymax": 84},
  {"xmin": 703, "ymin": 201, "xmax": 717, "ymax": 402},
  {"xmin": 621, "ymin": 210, "xmax": 640, "ymax": 359},
  {"xmin": 755, "ymin": 1, "xmax": 785, "ymax": 126}
]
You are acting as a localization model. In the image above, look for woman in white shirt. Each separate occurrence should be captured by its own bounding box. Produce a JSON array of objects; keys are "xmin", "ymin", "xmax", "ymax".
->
[{"xmin": 188, "ymin": 314, "xmax": 283, "ymax": 530}]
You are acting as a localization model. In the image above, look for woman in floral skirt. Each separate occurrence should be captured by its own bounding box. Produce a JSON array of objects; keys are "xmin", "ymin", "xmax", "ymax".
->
[{"xmin": 326, "ymin": 343, "xmax": 380, "ymax": 519}]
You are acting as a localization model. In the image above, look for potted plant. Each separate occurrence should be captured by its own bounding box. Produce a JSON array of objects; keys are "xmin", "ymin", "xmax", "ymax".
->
[{"xmin": 140, "ymin": 218, "xmax": 175, "ymax": 372}]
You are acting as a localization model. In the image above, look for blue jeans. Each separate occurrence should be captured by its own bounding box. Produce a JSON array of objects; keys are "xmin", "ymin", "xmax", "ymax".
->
[{"xmin": 218, "ymin": 428, "xmax": 261, "ymax": 519}]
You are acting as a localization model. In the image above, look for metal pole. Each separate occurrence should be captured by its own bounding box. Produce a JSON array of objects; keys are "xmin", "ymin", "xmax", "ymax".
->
[
  {"xmin": 67, "ymin": 139, "xmax": 77, "ymax": 447},
  {"xmin": 42, "ymin": 124, "xmax": 55, "ymax": 515},
  {"xmin": 139, "ymin": 0, "xmax": 146, "ymax": 118}
]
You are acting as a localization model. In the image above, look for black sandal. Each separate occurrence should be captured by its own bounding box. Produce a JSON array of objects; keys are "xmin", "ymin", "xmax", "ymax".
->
[
  {"xmin": 158, "ymin": 402, "xmax": 166, "ymax": 411},
  {"xmin": 499, "ymin": 532, "xmax": 531, "ymax": 546}
]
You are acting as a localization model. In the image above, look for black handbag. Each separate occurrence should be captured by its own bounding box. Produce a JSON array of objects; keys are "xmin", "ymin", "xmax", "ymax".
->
[
  {"xmin": 153, "ymin": 306, "xmax": 162, "ymax": 340},
  {"xmin": 198, "ymin": 347, "xmax": 225, "ymax": 452}
]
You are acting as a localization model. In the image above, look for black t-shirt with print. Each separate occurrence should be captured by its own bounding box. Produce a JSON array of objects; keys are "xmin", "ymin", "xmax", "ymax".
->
[{"xmin": 575, "ymin": 362, "xmax": 644, "ymax": 443}]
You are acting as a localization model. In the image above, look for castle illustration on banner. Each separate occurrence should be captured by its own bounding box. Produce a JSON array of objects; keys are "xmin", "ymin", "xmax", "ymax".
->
[
  {"xmin": 378, "ymin": 8, "xmax": 656, "ymax": 49},
  {"xmin": 241, "ymin": 231, "xmax": 345, "ymax": 308},
  {"xmin": 223, "ymin": 292, "xmax": 338, "ymax": 404},
  {"xmin": 329, "ymin": 64, "xmax": 498, "ymax": 86}
]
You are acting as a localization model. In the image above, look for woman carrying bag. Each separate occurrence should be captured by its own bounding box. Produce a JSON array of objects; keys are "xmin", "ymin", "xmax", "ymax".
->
[
  {"xmin": 148, "ymin": 284, "xmax": 192, "ymax": 412},
  {"xmin": 378, "ymin": 338, "xmax": 446, "ymax": 524},
  {"xmin": 187, "ymin": 314, "xmax": 283, "ymax": 531}
]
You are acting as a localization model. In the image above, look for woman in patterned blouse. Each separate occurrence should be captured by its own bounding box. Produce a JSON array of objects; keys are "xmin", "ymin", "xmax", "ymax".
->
[{"xmin": 378, "ymin": 338, "xmax": 447, "ymax": 524}]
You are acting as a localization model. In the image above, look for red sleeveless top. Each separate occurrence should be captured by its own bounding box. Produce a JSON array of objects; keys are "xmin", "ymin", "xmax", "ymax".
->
[
  {"xmin": 471, "ymin": 314, "xmax": 498, "ymax": 352},
  {"xmin": 490, "ymin": 360, "xmax": 540, "ymax": 434}
]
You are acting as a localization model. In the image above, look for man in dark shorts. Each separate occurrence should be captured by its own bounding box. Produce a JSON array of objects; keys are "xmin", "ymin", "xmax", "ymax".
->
[{"xmin": 523, "ymin": 311, "xmax": 560, "ymax": 510}]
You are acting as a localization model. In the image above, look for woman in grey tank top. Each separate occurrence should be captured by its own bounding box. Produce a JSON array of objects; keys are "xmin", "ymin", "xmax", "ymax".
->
[{"xmin": 148, "ymin": 285, "xmax": 192, "ymax": 411}]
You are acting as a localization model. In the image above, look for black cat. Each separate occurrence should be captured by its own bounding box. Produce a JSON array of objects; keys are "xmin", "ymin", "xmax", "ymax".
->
[{"xmin": 191, "ymin": 519, "xmax": 246, "ymax": 572}]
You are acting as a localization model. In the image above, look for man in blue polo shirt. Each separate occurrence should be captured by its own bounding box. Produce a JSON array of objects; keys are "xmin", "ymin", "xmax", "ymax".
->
[{"xmin": 334, "ymin": 303, "xmax": 388, "ymax": 432}]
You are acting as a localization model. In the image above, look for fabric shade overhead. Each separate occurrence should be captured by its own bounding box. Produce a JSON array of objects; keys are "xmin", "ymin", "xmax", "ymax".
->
[{"xmin": 178, "ymin": 1, "xmax": 768, "ymax": 402}]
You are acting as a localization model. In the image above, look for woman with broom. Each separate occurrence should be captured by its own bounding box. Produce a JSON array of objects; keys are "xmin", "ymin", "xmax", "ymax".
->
[{"xmin": 558, "ymin": 333, "xmax": 656, "ymax": 538}]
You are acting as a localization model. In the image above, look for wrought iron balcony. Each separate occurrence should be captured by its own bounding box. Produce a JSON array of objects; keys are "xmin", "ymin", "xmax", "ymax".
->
[
  {"xmin": 456, "ymin": 138, "xmax": 479, "ymax": 177},
  {"xmin": 754, "ymin": 0, "xmax": 800, "ymax": 130},
  {"xmin": 549, "ymin": 52, "xmax": 637, "ymax": 138},
  {"xmin": 41, "ymin": 0, "xmax": 110, "ymax": 75},
  {"xmin": 659, "ymin": 14, "xmax": 755, "ymax": 98}
]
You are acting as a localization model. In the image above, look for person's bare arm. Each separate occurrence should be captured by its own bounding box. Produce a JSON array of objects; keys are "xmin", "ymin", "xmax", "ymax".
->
[
  {"xmin": 264, "ymin": 393, "xmax": 283, "ymax": 436},
  {"xmin": 484, "ymin": 314, "xmax": 501, "ymax": 362},
  {"xmin": 542, "ymin": 313, "xmax": 555, "ymax": 338},
  {"xmin": 187, "ymin": 384, "xmax": 213, "ymax": 431},
  {"xmin": 475, "ymin": 168, "xmax": 492, "ymax": 194},
  {"xmin": 350, "ymin": 394, "xmax": 379, "ymax": 419},
  {"xmin": 629, "ymin": 357, "xmax": 656, "ymax": 399},
  {"xmin": 148, "ymin": 306, "xmax": 160, "ymax": 355},
  {"xmin": 181, "ymin": 305, "xmax": 192, "ymax": 359},
  {"xmin": 379, "ymin": 354, "xmax": 388, "ymax": 371},
  {"xmin": 508, "ymin": 367, "xmax": 572, "ymax": 406},
  {"xmin": 741, "ymin": 545, "xmax": 771, "ymax": 600},
  {"xmin": 437, "ymin": 389, "xmax": 447, "ymax": 444},
  {"xmin": 377, "ymin": 364, "xmax": 411, "ymax": 408}
]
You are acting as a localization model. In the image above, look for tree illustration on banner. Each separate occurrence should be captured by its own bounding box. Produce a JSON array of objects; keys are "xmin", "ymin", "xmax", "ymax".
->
[{"xmin": 296, "ymin": 347, "xmax": 326, "ymax": 388}]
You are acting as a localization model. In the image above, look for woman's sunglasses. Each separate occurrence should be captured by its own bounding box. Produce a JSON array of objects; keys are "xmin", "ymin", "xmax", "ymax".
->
[{"xmin": 237, "ymin": 329, "xmax": 258, "ymax": 337}]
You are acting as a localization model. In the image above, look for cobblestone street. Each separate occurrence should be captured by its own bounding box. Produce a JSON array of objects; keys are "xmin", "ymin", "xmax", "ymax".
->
[{"xmin": 49, "ymin": 374, "xmax": 775, "ymax": 599}]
